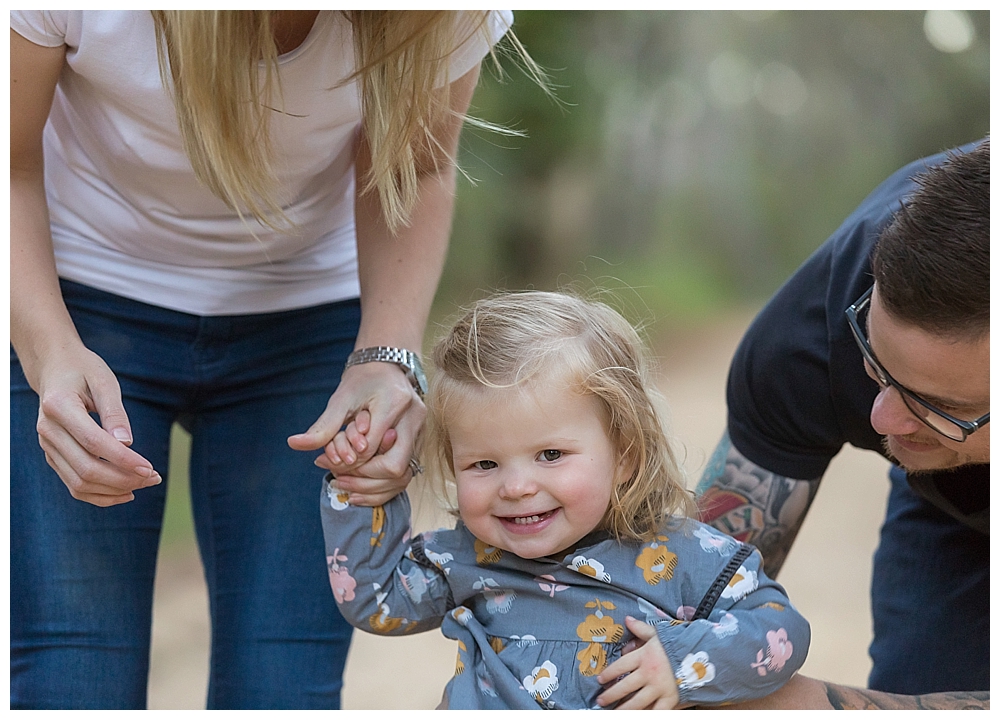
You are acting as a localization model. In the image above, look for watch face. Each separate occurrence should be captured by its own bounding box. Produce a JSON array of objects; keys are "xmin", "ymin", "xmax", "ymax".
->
[{"xmin": 412, "ymin": 358, "xmax": 429, "ymax": 397}]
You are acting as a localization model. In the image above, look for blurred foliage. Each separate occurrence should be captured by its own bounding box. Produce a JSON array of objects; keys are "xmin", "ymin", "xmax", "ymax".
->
[
  {"xmin": 160, "ymin": 424, "xmax": 195, "ymax": 551},
  {"xmin": 440, "ymin": 10, "xmax": 989, "ymax": 330}
]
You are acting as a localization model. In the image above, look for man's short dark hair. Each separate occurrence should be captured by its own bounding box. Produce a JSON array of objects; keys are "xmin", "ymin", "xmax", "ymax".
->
[{"xmin": 872, "ymin": 139, "xmax": 989, "ymax": 340}]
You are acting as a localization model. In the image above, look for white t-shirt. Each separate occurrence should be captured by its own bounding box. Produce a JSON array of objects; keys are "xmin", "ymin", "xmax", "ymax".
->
[{"xmin": 10, "ymin": 10, "xmax": 512, "ymax": 315}]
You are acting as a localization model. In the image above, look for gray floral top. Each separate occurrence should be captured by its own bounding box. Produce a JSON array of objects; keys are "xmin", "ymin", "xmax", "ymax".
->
[{"xmin": 320, "ymin": 477, "xmax": 810, "ymax": 709}]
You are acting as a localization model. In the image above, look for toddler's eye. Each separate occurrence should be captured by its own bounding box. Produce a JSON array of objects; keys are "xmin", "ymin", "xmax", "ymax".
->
[
  {"xmin": 474, "ymin": 460, "xmax": 498, "ymax": 470},
  {"xmin": 541, "ymin": 449, "xmax": 562, "ymax": 462}
]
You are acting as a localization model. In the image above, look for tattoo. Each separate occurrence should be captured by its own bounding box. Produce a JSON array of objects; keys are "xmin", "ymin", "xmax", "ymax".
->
[
  {"xmin": 824, "ymin": 683, "xmax": 990, "ymax": 710},
  {"xmin": 695, "ymin": 431, "xmax": 820, "ymax": 577}
]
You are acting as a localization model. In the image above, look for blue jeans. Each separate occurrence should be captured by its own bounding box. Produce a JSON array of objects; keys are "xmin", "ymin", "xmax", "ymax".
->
[
  {"xmin": 868, "ymin": 464, "xmax": 989, "ymax": 693},
  {"xmin": 11, "ymin": 280, "xmax": 360, "ymax": 709}
]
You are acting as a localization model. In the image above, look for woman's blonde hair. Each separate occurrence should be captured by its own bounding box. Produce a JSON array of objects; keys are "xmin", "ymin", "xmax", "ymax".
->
[
  {"xmin": 424, "ymin": 291, "xmax": 695, "ymax": 542},
  {"xmin": 150, "ymin": 11, "xmax": 536, "ymax": 232}
]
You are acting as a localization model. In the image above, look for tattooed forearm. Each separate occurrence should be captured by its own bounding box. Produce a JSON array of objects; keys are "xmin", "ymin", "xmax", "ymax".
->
[
  {"xmin": 694, "ymin": 431, "xmax": 820, "ymax": 577},
  {"xmin": 825, "ymin": 683, "xmax": 990, "ymax": 710},
  {"xmin": 706, "ymin": 675, "xmax": 990, "ymax": 710}
]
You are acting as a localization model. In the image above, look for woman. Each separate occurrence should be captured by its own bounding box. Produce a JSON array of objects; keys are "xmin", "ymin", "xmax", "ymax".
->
[{"xmin": 10, "ymin": 10, "xmax": 519, "ymax": 709}]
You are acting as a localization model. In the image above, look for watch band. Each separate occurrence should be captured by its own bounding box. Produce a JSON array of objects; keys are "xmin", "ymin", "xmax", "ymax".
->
[{"xmin": 344, "ymin": 346, "xmax": 427, "ymax": 398}]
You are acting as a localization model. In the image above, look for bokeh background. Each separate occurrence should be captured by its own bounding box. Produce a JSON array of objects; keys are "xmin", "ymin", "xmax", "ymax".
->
[{"xmin": 149, "ymin": 10, "xmax": 989, "ymax": 709}]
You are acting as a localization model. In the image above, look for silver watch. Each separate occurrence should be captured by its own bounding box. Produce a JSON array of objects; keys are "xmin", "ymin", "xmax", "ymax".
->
[{"xmin": 345, "ymin": 346, "xmax": 428, "ymax": 398}]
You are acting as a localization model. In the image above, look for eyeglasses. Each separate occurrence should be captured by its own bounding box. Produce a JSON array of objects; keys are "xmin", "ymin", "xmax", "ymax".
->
[{"xmin": 845, "ymin": 286, "xmax": 989, "ymax": 442}]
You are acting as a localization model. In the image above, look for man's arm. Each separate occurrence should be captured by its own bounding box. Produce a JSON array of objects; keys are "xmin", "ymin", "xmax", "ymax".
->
[
  {"xmin": 694, "ymin": 431, "xmax": 820, "ymax": 577},
  {"xmin": 716, "ymin": 673, "xmax": 990, "ymax": 710}
]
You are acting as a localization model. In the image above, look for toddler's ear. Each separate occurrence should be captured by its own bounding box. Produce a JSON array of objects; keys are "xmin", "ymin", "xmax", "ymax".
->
[{"xmin": 615, "ymin": 453, "xmax": 638, "ymax": 486}]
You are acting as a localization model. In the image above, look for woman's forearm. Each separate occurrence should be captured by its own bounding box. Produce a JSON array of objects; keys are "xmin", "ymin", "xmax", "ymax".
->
[
  {"xmin": 286, "ymin": 66, "xmax": 480, "ymax": 474},
  {"xmin": 352, "ymin": 159, "xmax": 456, "ymax": 354},
  {"xmin": 10, "ymin": 167, "xmax": 88, "ymax": 384},
  {"xmin": 352, "ymin": 65, "xmax": 480, "ymax": 355},
  {"xmin": 10, "ymin": 31, "xmax": 81, "ymax": 390}
]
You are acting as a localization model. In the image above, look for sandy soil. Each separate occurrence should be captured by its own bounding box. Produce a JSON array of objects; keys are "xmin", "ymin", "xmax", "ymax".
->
[{"xmin": 147, "ymin": 310, "xmax": 890, "ymax": 709}]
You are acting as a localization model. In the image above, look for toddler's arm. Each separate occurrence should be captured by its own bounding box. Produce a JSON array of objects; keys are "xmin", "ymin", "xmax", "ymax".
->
[
  {"xmin": 662, "ymin": 542, "xmax": 809, "ymax": 706},
  {"xmin": 600, "ymin": 536, "xmax": 810, "ymax": 708},
  {"xmin": 320, "ymin": 478, "xmax": 452, "ymax": 636}
]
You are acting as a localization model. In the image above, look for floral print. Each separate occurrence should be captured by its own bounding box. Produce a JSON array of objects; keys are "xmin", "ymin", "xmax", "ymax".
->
[
  {"xmin": 473, "ymin": 576, "xmax": 516, "ymax": 614},
  {"xmin": 535, "ymin": 574, "xmax": 569, "ymax": 597},
  {"xmin": 634, "ymin": 535, "xmax": 678, "ymax": 585},
  {"xmin": 523, "ymin": 660, "xmax": 560, "ymax": 703},
  {"xmin": 475, "ymin": 538, "xmax": 503, "ymax": 565},
  {"xmin": 326, "ymin": 482, "xmax": 350, "ymax": 510},
  {"xmin": 569, "ymin": 556, "xmax": 612, "ymax": 583},
  {"xmin": 424, "ymin": 548, "xmax": 455, "ymax": 573},
  {"xmin": 720, "ymin": 564, "xmax": 758, "ymax": 601},
  {"xmin": 751, "ymin": 628, "xmax": 795, "ymax": 676},
  {"xmin": 326, "ymin": 548, "xmax": 356, "ymax": 604},
  {"xmin": 711, "ymin": 612, "xmax": 740, "ymax": 638},
  {"xmin": 637, "ymin": 596, "xmax": 670, "ymax": 624},
  {"xmin": 693, "ymin": 525, "xmax": 738, "ymax": 555},
  {"xmin": 321, "ymin": 485, "xmax": 810, "ymax": 709},
  {"xmin": 677, "ymin": 651, "xmax": 716, "ymax": 689},
  {"xmin": 575, "ymin": 598, "xmax": 624, "ymax": 676}
]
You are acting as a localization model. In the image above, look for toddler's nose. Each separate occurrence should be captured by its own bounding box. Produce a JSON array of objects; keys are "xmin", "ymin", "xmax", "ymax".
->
[{"xmin": 499, "ymin": 471, "xmax": 538, "ymax": 500}]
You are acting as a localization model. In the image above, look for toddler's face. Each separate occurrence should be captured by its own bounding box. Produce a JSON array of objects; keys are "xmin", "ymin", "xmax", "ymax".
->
[{"xmin": 449, "ymin": 381, "xmax": 620, "ymax": 559}]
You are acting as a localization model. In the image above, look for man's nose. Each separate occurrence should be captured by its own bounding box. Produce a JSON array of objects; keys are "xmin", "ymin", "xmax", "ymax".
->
[{"xmin": 870, "ymin": 384, "xmax": 924, "ymax": 437}]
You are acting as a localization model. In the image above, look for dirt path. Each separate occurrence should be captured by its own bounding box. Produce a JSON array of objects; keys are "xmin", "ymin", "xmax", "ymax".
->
[{"xmin": 147, "ymin": 310, "xmax": 889, "ymax": 709}]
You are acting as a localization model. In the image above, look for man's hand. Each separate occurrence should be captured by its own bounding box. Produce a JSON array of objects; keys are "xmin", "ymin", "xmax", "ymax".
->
[{"xmin": 596, "ymin": 616, "xmax": 681, "ymax": 710}]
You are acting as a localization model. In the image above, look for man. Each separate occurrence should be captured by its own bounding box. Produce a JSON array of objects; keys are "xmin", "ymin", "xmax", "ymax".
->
[{"xmin": 696, "ymin": 139, "xmax": 988, "ymax": 701}]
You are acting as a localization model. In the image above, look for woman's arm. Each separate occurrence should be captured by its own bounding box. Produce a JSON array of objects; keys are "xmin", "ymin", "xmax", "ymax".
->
[
  {"xmin": 288, "ymin": 64, "xmax": 481, "ymax": 504},
  {"xmin": 10, "ymin": 29, "xmax": 160, "ymax": 506}
]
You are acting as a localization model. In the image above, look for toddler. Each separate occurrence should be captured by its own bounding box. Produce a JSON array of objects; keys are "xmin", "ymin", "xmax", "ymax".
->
[{"xmin": 321, "ymin": 291, "xmax": 809, "ymax": 709}]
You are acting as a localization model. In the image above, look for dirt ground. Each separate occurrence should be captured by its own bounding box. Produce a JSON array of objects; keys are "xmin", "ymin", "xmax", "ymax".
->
[{"xmin": 147, "ymin": 310, "xmax": 890, "ymax": 709}]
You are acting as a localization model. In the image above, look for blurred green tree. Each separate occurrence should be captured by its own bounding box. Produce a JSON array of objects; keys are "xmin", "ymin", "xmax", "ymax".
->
[{"xmin": 440, "ymin": 10, "xmax": 989, "ymax": 329}]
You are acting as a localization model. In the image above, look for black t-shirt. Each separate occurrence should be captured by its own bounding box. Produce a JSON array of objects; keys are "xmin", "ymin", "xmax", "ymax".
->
[{"xmin": 726, "ymin": 141, "xmax": 988, "ymax": 534}]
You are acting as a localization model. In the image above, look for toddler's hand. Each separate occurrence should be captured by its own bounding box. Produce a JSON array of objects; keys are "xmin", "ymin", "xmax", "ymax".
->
[
  {"xmin": 315, "ymin": 410, "xmax": 374, "ymax": 471},
  {"xmin": 596, "ymin": 615, "xmax": 680, "ymax": 710},
  {"xmin": 319, "ymin": 410, "xmax": 408, "ymax": 506}
]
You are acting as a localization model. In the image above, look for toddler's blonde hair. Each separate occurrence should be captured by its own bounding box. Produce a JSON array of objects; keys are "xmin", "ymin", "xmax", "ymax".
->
[{"xmin": 424, "ymin": 290, "xmax": 694, "ymax": 542}]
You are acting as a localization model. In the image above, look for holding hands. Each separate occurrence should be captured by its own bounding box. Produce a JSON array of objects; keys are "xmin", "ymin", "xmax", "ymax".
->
[{"xmin": 287, "ymin": 360, "xmax": 425, "ymax": 506}]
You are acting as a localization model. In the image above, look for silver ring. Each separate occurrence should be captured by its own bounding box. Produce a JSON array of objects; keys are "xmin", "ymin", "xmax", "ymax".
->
[{"xmin": 408, "ymin": 457, "xmax": 424, "ymax": 477}]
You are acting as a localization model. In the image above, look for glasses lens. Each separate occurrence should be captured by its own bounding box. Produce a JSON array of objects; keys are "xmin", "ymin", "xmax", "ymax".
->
[
  {"xmin": 854, "ymin": 328, "xmax": 890, "ymax": 388},
  {"xmin": 848, "ymin": 287, "xmax": 980, "ymax": 443},
  {"xmin": 898, "ymin": 393, "xmax": 966, "ymax": 441}
]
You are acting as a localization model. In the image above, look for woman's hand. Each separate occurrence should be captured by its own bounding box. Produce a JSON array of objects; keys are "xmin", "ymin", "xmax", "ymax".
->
[
  {"xmin": 32, "ymin": 344, "xmax": 160, "ymax": 506},
  {"xmin": 287, "ymin": 361, "xmax": 425, "ymax": 505},
  {"xmin": 596, "ymin": 615, "xmax": 681, "ymax": 710}
]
